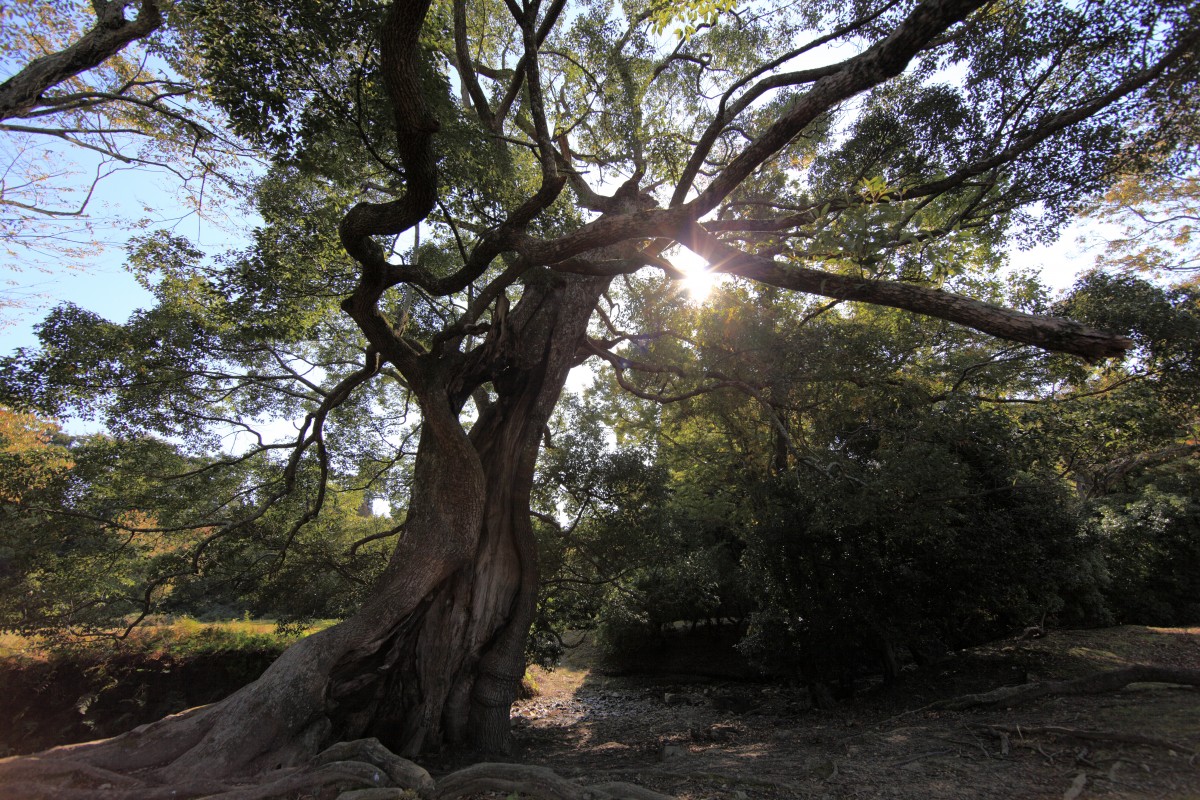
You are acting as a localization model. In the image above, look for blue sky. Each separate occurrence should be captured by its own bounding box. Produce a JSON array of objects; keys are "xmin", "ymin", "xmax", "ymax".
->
[{"xmin": 1, "ymin": 159, "xmax": 252, "ymax": 354}]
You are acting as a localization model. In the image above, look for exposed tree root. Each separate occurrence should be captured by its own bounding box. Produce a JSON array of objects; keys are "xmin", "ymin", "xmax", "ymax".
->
[
  {"xmin": 437, "ymin": 763, "xmax": 674, "ymax": 799},
  {"xmin": 315, "ymin": 739, "xmax": 436, "ymax": 795},
  {"xmin": 0, "ymin": 739, "xmax": 676, "ymax": 800},
  {"xmin": 972, "ymin": 724, "xmax": 1197, "ymax": 759},
  {"xmin": 0, "ymin": 757, "xmax": 391, "ymax": 800},
  {"xmin": 931, "ymin": 665, "xmax": 1200, "ymax": 711}
]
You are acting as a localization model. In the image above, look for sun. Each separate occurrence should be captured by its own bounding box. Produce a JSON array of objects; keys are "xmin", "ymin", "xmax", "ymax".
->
[{"xmin": 669, "ymin": 246, "xmax": 716, "ymax": 303}]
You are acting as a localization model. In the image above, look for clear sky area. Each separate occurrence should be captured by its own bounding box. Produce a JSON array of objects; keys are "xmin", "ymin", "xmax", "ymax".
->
[{"xmin": 1, "ymin": 158, "xmax": 246, "ymax": 354}]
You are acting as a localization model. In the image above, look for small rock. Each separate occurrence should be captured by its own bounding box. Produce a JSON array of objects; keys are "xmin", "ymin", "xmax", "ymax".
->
[{"xmin": 657, "ymin": 743, "xmax": 687, "ymax": 761}]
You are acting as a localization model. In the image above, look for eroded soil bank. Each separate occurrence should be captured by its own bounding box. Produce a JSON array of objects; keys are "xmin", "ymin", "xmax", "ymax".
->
[{"xmin": 0, "ymin": 647, "xmax": 282, "ymax": 756}]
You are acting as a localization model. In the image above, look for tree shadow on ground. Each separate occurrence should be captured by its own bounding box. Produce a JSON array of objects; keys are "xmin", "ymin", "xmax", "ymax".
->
[{"xmin": 512, "ymin": 626, "xmax": 1200, "ymax": 799}]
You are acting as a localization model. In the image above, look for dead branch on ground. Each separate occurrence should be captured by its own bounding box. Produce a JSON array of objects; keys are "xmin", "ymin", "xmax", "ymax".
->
[
  {"xmin": 971, "ymin": 724, "xmax": 1197, "ymax": 761},
  {"xmin": 931, "ymin": 665, "xmax": 1200, "ymax": 711}
]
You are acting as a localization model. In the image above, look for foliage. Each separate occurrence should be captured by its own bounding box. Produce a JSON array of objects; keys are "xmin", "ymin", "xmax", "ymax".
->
[
  {"xmin": 0, "ymin": 426, "xmax": 391, "ymax": 645},
  {"xmin": 0, "ymin": 407, "xmax": 74, "ymax": 503},
  {"xmin": 531, "ymin": 395, "xmax": 752, "ymax": 664},
  {"xmin": 1087, "ymin": 174, "xmax": 1200, "ymax": 283},
  {"xmin": 649, "ymin": 0, "xmax": 738, "ymax": 39},
  {"xmin": 1093, "ymin": 466, "xmax": 1200, "ymax": 626},
  {"xmin": 1046, "ymin": 273, "xmax": 1200, "ymax": 625},
  {"xmin": 535, "ymin": 271, "xmax": 1200, "ymax": 681},
  {"xmin": 738, "ymin": 399, "xmax": 1102, "ymax": 682}
]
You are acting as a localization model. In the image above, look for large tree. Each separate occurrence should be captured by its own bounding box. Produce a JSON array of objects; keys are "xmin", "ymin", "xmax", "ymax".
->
[{"xmin": 2, "ymin": 0, "xmax": 1198, "ymax": 795}]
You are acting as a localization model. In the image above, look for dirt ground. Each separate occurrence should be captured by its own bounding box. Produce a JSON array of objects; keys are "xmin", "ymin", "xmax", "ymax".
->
[{"xmin": 504, "ymin": 626, "xmax": 1200, "ymax": 799}]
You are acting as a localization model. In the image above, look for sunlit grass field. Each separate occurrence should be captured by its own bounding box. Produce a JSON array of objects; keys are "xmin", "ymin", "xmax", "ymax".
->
[{"xmin": 0, "ymin": 617, "xmax": 335, "ymax": 660}]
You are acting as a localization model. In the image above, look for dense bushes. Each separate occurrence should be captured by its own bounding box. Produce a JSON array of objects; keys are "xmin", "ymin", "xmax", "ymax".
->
[
  {"xmin": 738, "ymin": 401, "xmax": 1107, "ymax": 686},
  {"xmin": 1094, "ymin": 465, "xmax": 1200, "ymax": 625},
  {"xmin": 532, "ymin": 273, "xmax": 1200, "ymax": 686}
]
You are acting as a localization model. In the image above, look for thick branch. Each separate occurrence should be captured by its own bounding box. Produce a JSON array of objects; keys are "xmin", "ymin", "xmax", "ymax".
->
[
  {"xmin": 0, "ymin": 0, "xmax": 164, "ymax": 121},
  {"xmin": 492, "ymin": 0, "xmax": 569, "ymax": 132},
  {"xmin": 452, "ymin": 0, "xmax": 496, "ymax": 127},
  {"xmin": 693, "ymin": 0, "xmax": 987, "ymax": 216},
  {"xmin": 339, "ymin": 0, "xmax": 440, "ymax": 376},
  {"xmin": 670, "ymin": 0, "xmax": 905, "ymax": 205},
  {"xmin": 338, "ymin": 0, "xmax": 440, "ymax": 273},
  {"xmin": 689, "ymin": 231, "xmax": 1132, "ymax": 360}
]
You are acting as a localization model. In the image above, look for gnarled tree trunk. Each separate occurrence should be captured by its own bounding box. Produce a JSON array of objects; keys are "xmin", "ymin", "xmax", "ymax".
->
[
  {"xmin": 11, "ymin": 273, "xmax": 609, "ymax": 790},
  {"xmin": 330, "ymin": 271, "xmax": 610, "ymax": 759}
]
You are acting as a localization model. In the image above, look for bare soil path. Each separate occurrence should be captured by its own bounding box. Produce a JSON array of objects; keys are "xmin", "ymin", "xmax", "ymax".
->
[{"xmin": 505, "ymin": 626, "xmax": 1200, "ymax": 799}]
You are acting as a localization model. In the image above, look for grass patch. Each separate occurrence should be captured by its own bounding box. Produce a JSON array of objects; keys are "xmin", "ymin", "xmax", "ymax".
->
[
  {"xmin": 0, "ymin": 630, "xmax": 44, "ymax": 659},
  {"xmin": 0, "ymin": 617, "xmax": 336, "ymax": 662}
]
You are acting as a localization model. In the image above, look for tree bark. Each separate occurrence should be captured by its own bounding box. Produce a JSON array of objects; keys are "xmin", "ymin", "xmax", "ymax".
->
[{"xmin": 330, "ymin": 272, "xmax": 610, "ymax": 759}]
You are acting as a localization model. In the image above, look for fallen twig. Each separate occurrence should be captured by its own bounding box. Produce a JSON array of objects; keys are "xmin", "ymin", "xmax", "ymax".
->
[{"xmin": 888, "ymin": 748, "xmax": 956, "ymax": 768}]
